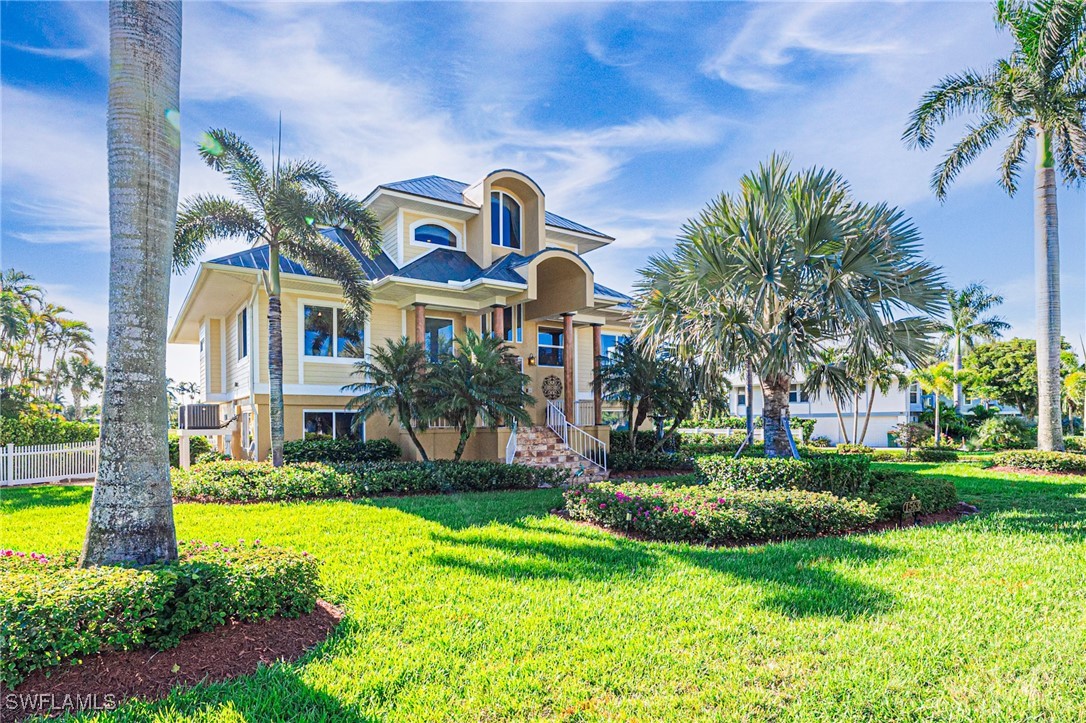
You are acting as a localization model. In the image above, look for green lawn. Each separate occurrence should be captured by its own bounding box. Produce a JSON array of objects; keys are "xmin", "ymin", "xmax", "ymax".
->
[{"xmin": 3, "ymin": 462, "xmax": 1085, "ymax": 722}]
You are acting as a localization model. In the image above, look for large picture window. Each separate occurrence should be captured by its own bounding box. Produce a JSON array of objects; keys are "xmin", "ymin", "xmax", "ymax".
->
[
  {"xmin": 236, "ymin": 308, "xmax": 248, "ymax": 361},
  {"xmin": 425, "ymin": 318, "xmax": 454, "ymax": 362},
  {"xmin": 538, "ymin": 327, "xmax": 564, "ymax": 367},
  {"xmin": 303, "ymin": 410, "xmax": 361, "ymax": 440},
  {"xmin": 304, "ymin": 304, "xmax": 364, "ymax": 359},
  {"xmin": 490, "ymin": 191, "xmax": 521, "ymax": 249}
]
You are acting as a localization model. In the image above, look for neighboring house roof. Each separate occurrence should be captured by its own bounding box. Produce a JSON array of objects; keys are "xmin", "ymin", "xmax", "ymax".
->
[{"xmin": 376, "ymin": 175, "xmax": 614, "ymax": 240}]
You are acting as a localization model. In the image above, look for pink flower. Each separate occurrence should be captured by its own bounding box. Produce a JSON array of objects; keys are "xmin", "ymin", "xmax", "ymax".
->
[{"xmin": 599, "ymin": 503, "xmax": 607, "ymax": 509}]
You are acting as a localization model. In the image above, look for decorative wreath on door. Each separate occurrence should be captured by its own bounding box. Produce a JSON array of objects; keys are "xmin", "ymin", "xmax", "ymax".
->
[{"xmin": 541, "ymin": 375, "xmax": 563, "ymax": 401}]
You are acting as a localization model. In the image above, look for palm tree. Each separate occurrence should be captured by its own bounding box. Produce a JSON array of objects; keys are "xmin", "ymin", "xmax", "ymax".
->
[
  {"xmin": 637, "ymin": 155, "xmax": 946, "ymax": 457},
  {"xmin": 856, "ymin": 355, "xmax": 908, "ymax": 445},
  {"xmin": 344, "ymin": 337, "xmax": 434, "ymax": 461},
  {"xmin": 939, "ymin": 283, "xmax": 1010, "ymax": 410},
  {"xmin": 592, "ymin": 337, "xmax": 660, "ymax": 452},
  {"xmin": 82, "ymin": 0, "xmax": 182, "ymax": 567},
  {"xmin": 173, "ymin": 129, "xmax": 381, "ymax": 466},
  {"xmin": 430, "ymin": 330, "xmax": 535, "ymax": 461},
  {"xmin": 803, "ymin": 349, "xmax": 859, "ymax": 443},
  {"xmin": 1063, "ymin": 369, "xmax": 1086, "ymax": 433},
  {"xmin": 63, "ymin": 355, "xmax": 104, "ymax": 422},
  {"xmin": 904, "ymin": 0, "xmax": 1086, "ymax": 451},
  {"xmin": 910, "ymin": 362, "xmax": 963, "ymax": 446}
]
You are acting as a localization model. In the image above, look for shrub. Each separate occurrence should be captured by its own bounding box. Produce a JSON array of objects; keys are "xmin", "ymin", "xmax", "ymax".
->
[
  {"xmin": 1066, "ymin": 436, "xmax": 1086, "ymax": 454},
  {"xmin": 610, "ymin": 431, "xmax": 679, "ymax": 454},
  {"xmin": 282, "ymin": 437, "xmax": 401, "ymax": 464},
  {"xmin": 0, "ymin": 415, "xmax": 99, "ymax": 446},
  {"xmin": 791, "ymin": 418, "xmax": 817, "ymax": 443},
  {"xmin": 695, "ymin": 454, "xmax": 871, "ymax": 498},
  {"xmin": 864, "ymin": 470, "xmax": 958, "ymax": 521},
  {"xmin": 970, "ymin": 417, "xmax": 1036, "ymax": 451},
  {"xmin": 609, "ymin": 450, "xmax": 693, "ymax": 472},
  {"xmin": 991, "ymin": 450, "xmax": 1086, "ymax": 474},
  {"xmin": 336, "ymin": 460, "xmax": 567, "ymax": 495},
  {"xmin": 871, "ymin": 449, "xmax": 905, "ymax": 461},
  {"xmin": 0, "ymin": 540, "xmax": 318, "ymax": 686},
  {"xmin": 891, "ymin": 422, "xmax": 933, "ymax": 454},
  {"xmin": 172, "ymin": 461, "xmax": 351, "ymax": 501},
  {"xmin": 836, "ymin": 443, "xmax": 874, "ymax": 455},
  {"xmin": 195, "ymin": 450, "xmax": 231, "ymax": 464},
  {"xmin": 168, "ymin": 433, "xmax": 213, "ymax": 468},
  {"xmin": 679, "ymin": 416, "xmax": 761, "ymax": 429},
  {"xmin": 564, "ymin": 481, "xmax": 877, "ymax": 545},
  {"xmin": 808, "ymin": 436, "xmax": 832, "ymax": 448},
  {"xmin": 912, "ymin": 448, "xmax": 959, "ymax": 463}
]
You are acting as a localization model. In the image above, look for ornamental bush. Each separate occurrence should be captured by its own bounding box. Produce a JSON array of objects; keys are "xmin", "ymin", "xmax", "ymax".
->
[
  {"xmin": 695, "ymin": 454, "xmax": 871, "ymax": 498},
  {"xmin": 912, "ymin": 448, "xmax": 959, "ymax": 463},
  {"xmin": 282, "ymin": 437, "xmax": 401, "ymax": 464},
  {"xmin": 0, "ymin": 540, "xmax": 318, "ymax": 686},
  {"xmin": 564, "ymin": 481, "xmax": 877, "ymax": 545},
  {"xmin": 991, "ymin": 450, "xmax": 1086, "ymax": 474},
  {"xmin": 167, "ymin": 433, "xmax": 213, "ymax": 468},
  {"xmin": 678, "ymin": 416, "xmax": 762, "ymax": 429},
  {"xmin": 836, "ymin": 444, "xmax": 874, "ymax": 455},
  {"xmin": 0, "ymin": 415, "xmax": 99, "ymax": 446},
  {"xmin": 1065, "ymin": 436, "xmax": 1086, "ymax": 454},
  {"xmin": 172, "ymin": 461, "xmax": 350, "ymax": 501},
  {"xmin": 609, "ymin": 451, "xmax": 694, "ymax": 472},
  {"xmin": 336, "ymin": 460, "xmax": 567, "ymax": 495},
  {"xmin": 970, "ymin": 417, "xmax": 1036, "ymax": 451},
  {"xmin": 864, "ymin": 470, "xmax": 958, "ymax": 521}
]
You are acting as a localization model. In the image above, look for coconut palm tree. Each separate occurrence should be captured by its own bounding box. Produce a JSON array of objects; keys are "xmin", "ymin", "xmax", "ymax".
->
[
  {"xmin": 430, "ymin": 330, "xmax": 535, "ymax": 461},
  {"xmin": 82, "ymin": 0, "xmax": 182, "ymax": 567},
  {"xmin": 173, "ymin": 129, "xmax": 381, "ymax": 466},
  {"xmin": 637, "ymin": 155, "xmax": 946, "ymax": 457},
  {"xmin": 904, "ymin": 0, "xmax": 1086, "ymax": 450},
  {"xmin": 344, "ymin": 337, "xmax": 434, "ymax": 461},
  {"xmin": 939, "ymin": 283, "xmax": 1010, "ymax": 410},
  {"xmin": 63, "ymin": 355, "xmax": 104, "ymax": 422},
  {"xmin": 910, "ymin": 362, "xmax": 964, "ymax": 446}
]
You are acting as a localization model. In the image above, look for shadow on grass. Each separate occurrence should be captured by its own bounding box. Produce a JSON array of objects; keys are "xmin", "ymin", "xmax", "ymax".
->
[
  {"xmin": 370, "ymin": 487, "xmax": 562, "ymax": 531},
  {"xmin": 0, "ymin": 484, "xmax": 91, "ymax": 512},
  {"xmin": 429, "ymin": 516, "xmax": 900, "ymax": 619}
]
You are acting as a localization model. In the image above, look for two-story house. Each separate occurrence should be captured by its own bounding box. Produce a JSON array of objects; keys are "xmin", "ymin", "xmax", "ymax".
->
[{"xmin": 169, "ymin": 169, "xmax": 632, "ymax": 464}]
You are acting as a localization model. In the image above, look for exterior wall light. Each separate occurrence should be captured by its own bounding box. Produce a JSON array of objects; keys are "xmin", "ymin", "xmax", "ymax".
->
[{"xmin": 527, "ymin": 354, "xmax": 536, "ymax": 366}]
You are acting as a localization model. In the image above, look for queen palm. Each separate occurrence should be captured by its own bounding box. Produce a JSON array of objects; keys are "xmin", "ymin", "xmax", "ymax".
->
[
  {"xmin": 910, "ymin": 362, "xmax": 966, "ymax": 447},
  {"xmin": 1063, "ymin": 369, "xmax": 1086, "ymax": 433},
  {"xmin": 64, "ymin": 355, "xmax": 104, "ymax": 422},
  {"xmin": 637, "ymin": 155, "xmax": 945, "ymax": 457},
  {"xmin": 82, "ymin": 0, "xmax": 182, "ymax": 567},
  {"xmin": 173, "ymin": 129, "xmax": 381, "ymax": 466},
  {"xmin": 939, "ymin": 283, "xmax": 1010, "ymax": 410},
  {"xmin": 904, "ymin": 0, "xmax": 1086, "ymax": 450},
  {"xmin": 803, "ymin": 349, "xmax": 858, "ymax": 443},
  {"xmin": 344, "ymin": 337, "xmax": 434, "ymax": 461}
]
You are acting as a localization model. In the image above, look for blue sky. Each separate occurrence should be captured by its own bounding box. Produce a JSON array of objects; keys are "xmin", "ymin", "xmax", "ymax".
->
[{"xmin": 2, "ymin": 1, "xmax": 1084, "ymax": 386}]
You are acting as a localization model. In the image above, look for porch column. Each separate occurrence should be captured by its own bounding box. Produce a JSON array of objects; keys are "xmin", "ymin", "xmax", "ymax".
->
[
  {"xmin": 492, "ymin": 305, "xmax": 505, "ymax": 340},
  {"xmin": 592, "ymin": 323, "xmax": 603, "ymax": 426},
  {"xmin": 414, "ymin": 303, "xmax": 426, "ymax": 345},
  {"xmin": 562, "ymin": 313, "xmax": 575, "ymax": 424}
]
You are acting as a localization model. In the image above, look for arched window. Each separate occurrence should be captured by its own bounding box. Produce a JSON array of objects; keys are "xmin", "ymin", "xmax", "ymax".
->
[
  {"xmin": 413, "ymin": 223, "xmax": 457, "ymax": 248},
  {"xmin": 490, "ymin": 191, "xmax": 521, "ymax": 249}
]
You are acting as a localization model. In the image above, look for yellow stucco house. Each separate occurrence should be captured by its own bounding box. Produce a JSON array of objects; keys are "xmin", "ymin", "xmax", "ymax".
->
[{"xmin": 169, "ymin": 169, "xmax": 632, "ymax": 469}]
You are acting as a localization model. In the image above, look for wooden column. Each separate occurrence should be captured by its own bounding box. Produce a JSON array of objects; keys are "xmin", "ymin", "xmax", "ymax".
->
[
  {"xmin": 414, "ymin": 303, "xmax": 426, "ymax": 345},
  {"xmin": 592, "ymin": 323, "xmax": 603, "ymax": 426},
  {"xmin": 492, "ymin": 305, "xmax": 505, "ymax": 340},
  {"xmin": 562, "ymin": 313, "xmax": 575, "ymax": 424}
]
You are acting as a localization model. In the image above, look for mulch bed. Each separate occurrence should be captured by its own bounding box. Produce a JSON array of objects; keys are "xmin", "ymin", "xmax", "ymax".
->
[
  {"xmin": 988, "ymin": 465, "xmax": 1086, "ymax": 478},
  {"xmin": 0, "ymin": 601, "xmax": 343, "ymax": 722}
]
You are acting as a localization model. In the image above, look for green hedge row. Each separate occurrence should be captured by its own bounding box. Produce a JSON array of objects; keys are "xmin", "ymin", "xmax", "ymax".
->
[
  {"xmin": 695, "ymin": 454, "xmax": 872, "ymax": 498},
  {"xmin": 564, "ymin": 481, "xmax": 877, "ymax": 545},
  {"xmin": 282, "ymin": 437, "xmax": 401, "ymax": 464},
  {"xmin": 912, "ymin": 448, "xmax": 960, "ymax": 462},
  {"xmin": 991, "ymin": 449, "xmax": 1086, "ymax": 474},
  {"xmin": 836, "ymin": 444, "xmax": 874, "ymax": 455},
  {"xmin": 171, "ymin": 459, "xmax": 567, "ymax": 502},
  {"xmin": 609, "ymin": 451, "xmax": 694, "ymax": 472},
  {"xmin": 0, "ymin": 540, "xmax": 318, "ymax": 686},
  {"xmin": 865, "ymin": 470, "xmax": 959, "ymax": 521},
  {"xmin": 0, "ymin": 416, "xmax": 99, "ymax": 446}
]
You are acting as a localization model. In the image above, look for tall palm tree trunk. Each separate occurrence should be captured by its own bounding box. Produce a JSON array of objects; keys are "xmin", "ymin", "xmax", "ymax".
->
[
  {"xmin": 852, "ymin": 392, "xmax": 860, "ymax": 444},
  {"xmin": 952, "ymin": 335, "xmax": 963, "ymax": 412},
  {"xmin": 859, "ymin": 382, "xmax": 876, "ymax": 444},
  {"xmin": 1035, "ymin": 129, "xmax": 1064, "ymax": 451},
  {"xmin": 832, "ymin": 396, "xmax": 849, "ymax": 444},
  {"xmin": 82, "ymin": 0, "xmax": 181, "ymax": 567},
  {"xmin": 744, "ymin": 361, "xmax": 754, "ymax": 445},
  {"xmin": 72, "ymin": 381, "xmax": 84, "ymax": 422},
  {"xmin": 267, "ymin": 244, "xmax": 285, "ymax": 466},
  {"xmin": 762, "ymin": 373, "xmax": 792, "ymax": 458},
  {"xmin": 933, "ymin": 401, "xmax": 942, "ymax": 447}
]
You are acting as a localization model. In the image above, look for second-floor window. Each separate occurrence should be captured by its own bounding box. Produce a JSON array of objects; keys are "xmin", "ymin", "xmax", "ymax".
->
[
  {"xmin": 304, "ymin": 305, "xmax": 364, "ymax": 359},
  {"xmin": 789, "ymin": 384, "xmax": 810, "ymax": 403},
  {"xmin": 491, "ymin": 191, "xmax": 521, "ymax": 249},
  {"xmin": 909, "ymin": 383, "xmax": 920, "ymax": 404},
  {"xmin": 413, "ymin": 223, "xmax": 457, "ymax": 248},
  {"xmin": 424, "ymin": 318, "xmax": 454, "ymax": 362},
  {"xmin": 737, "ymin": 389, "xmax": 746, "ymax": 406},
  {"xmin": 236, "ymin": 308, "xmax": 248, "ymax": 361},
  {"xmin": 538, "ymin": 327, "xmax": 564, "ymax": 367}
]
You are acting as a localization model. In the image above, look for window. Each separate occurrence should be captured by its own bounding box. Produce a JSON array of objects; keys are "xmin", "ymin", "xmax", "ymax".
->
[
  {"xmin": 789, "ymin": 384, "xmax": 810, "ymax": 403},
  {"xmin": 503, "ymin": 305, "xmax": 523, "ymax": 343},
  {"xmin": 424, "ymin": 318, "xmax": 454, "ymax": 362},
  {"xmin": 236, "ymin": 308, "xmax": 248, "ymax": 360},
  {"xmin": 909, "ymin": 383, "xmax": 920, "ymax": 405},
  {"xmin": 600, "ymin": 333, "xmax": 629, "ymax": 359},
  {"xmin": 490, "ymin": 191, "xmax": 521, "ymax": 249},
  {"xmin": 413, "ymin": 223, "xmax": 457, "ymax": 248},
  {"xmin": 737, "ymin": 389, "xmax": 746, "ymax": 406},
  {"xmin": 304, "ymin": 305, "xmax": 364, "ymax": 359},
  {"xmin": 538, "ymin": 327, "xmax": 564, "ymax": 367},
  {"xmin": 303, "ymin": 410, "xmax": 361, "ymax": 440}
]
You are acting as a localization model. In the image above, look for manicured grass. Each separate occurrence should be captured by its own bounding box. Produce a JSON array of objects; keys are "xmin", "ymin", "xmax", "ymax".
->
[{"xmin": 2, "ymin": 462, "xmax": 1085, "ymax": 721}]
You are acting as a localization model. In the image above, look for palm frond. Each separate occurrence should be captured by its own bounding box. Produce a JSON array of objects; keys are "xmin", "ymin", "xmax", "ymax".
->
[
  {"xmin": 280, "ymin": 234, "xmax": 371, "ymax": 323},
  {"xmin": 903, "ymin": 70, "xmax": 996, "ymax": 149},
  {"xmin": 931, "ymin": 115, "xmax": 1010, "ymax": 199},
  {"xmin": 173, "ymin": 195, "xmax": 263, "ymax": 272}
]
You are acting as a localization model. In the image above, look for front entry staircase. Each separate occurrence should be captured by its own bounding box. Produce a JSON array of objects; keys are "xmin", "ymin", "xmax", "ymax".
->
[{"xmin": 508, "ymin": 402, "xmax": 609, "ymax": 484}]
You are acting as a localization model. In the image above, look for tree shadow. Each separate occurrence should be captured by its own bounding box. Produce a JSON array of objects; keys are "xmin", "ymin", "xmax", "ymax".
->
[
  {"xmin": 0, "ymin": 484, "xmax": 91, "ymax": 512},
  {"xmin": 369, "ymin": 488, "xmax": 562, "ymax": 531}
]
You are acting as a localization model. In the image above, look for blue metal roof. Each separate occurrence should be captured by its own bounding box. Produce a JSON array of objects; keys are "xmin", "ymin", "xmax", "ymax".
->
[
  {"xmin": 207, "ymin": 229, "xmax": 397, "ymax": 281},
  {"xmin": 376, "ymin": 174, "xmax": 613, "ymax": 240},
  {"xmin": 395, "ymin": 248, "xmax": 489, "ymax": 284}
]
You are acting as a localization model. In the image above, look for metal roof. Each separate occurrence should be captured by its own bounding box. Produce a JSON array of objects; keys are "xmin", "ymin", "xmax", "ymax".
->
[
  {"xmin": 207, "ymin": 229, "xmax": 397, "ymax": 281},
  {"xmin": 376, "ymin": 175, "xmax": 613, "ymax": 240}
]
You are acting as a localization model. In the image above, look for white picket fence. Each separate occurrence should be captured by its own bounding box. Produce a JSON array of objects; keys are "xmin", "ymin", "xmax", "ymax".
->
[{"xmin": 1, "ymin": 441, "xmax": 100, "ymax": 486}]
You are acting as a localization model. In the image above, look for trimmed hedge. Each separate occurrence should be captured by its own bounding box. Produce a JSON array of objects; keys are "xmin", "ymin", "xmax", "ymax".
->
[
  {"xmin": 172, "ymin": 459, "xmax": 567, "ymax": 502},
  {"xmin": 1064, "ymin": 436, "xmax": 1086, "ymax": 454},
  {"xmin": 564, "ymin": 481, "xmax": 877, "ymax": 545},
  {"xmin": 282, "ymin": 437, "xmax": 401, "ymax": 464},
  {"xmin": 0, "ymin": 540, "xmax": 318, "ymax": 686},
  {"xmin": 609, "ymin": 451, "xmax": 693, "ymax": 473},
  {"xmin": 865, "ymin": 470, "xmax": 958, "ymax": 521},
  {"xmin": 991, "ymin": 449, "xmax": 1086, "ymax": 474},
  {"xmin": 836, "ymin": 444, "xmax": 874, "ymax": 455},
  {"xmin": 679, "ymin": 416, "xmax": 762, "ymax": 429},
  {"xmin": 695, "ymin": 454, "xmax": 872, "ymax": 498},
  {"xmin": 913, "ymin": 448, "xmax": 959, "ymax": 463},
  {"xmin": 168, "ymin": 433, "xmax": 213, "ymax": 468},
  {"xmin": 0, "ymin": 415, "xmax": 99, "ymax": 446}
]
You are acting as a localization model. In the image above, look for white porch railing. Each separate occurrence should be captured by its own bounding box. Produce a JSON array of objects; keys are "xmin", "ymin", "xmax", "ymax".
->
[
  {"xmin": 546, "ymin": 402, "xmax": 607, "ymax": 471},
  {"xmin": 505, "ymin": 422, "xmax": 518, "ymax": 464},
  {"xmin": 678, "ymin": 427, "xmax": 765, "ymax": 440},
  {"xmin": 555, "ymin": 399, "xmax": 596, "ymax": 427},
  {"xmin": 1, "ymin": 441, "xmax": 99, "ymax": 487}
]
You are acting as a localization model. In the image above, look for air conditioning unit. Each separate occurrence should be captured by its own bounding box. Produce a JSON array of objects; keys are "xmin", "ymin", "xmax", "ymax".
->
[{"xmin": 178, "ymin": 404, "xmax": 221, "ymax": 430}]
